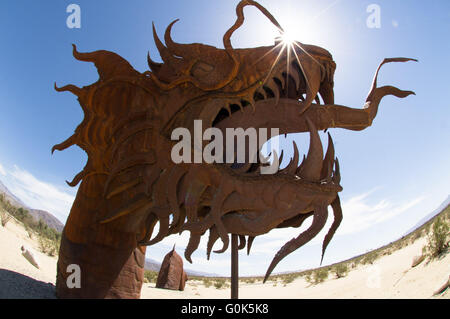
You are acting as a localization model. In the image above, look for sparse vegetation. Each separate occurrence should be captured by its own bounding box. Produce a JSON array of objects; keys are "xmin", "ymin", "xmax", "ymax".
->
[
  {"xmin": 213, "ymin": 278, "xmax": 229, "ymax": 289},
  {"xmin": 181, "ymin": 205, "xmax": 450, "ymax": 290},
  {"xmin": 0, "ymin": 194, "xmax": 61, "ymax": 256},
  {"xmin": 0, "ymin": 209, "xmax": 12, "ymax": 227},
  {"xmin": 144, "ymin": 270, "xmax": 158, "ymax": 283},
  {"xmin": 333, "ymin": 263, "xmax": 348, "ymax": 278},
  {"xmin": 423, "ymin": 216, "xmax": 449, "ymax": 260},
  {"xmin": 202, "ymin": 278, "xmax": 212, "ymax": 288},
  {"xmin": 306, "ymin": 268, "xmax": 329, "ymax": 284}
]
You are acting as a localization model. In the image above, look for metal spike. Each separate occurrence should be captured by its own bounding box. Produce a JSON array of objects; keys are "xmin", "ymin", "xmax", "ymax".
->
[
  {"xmin": 266, "ymin": 79, "xmax": 280, "ymax": 105},
  {"xmin": 238, "ymin": 235, "xmax": 246, "ymax": 250},
  {"xmin": 321, "ymin": 195, "xmax": 343, "ymax": 265},
  {"xmin": 286, "ymin": 141, "xmax": 300, "ymax": 175},
  {"xmin": 264, "ymin": 203, "xmax": 329, "ymax": 283},
  {"xmin": 290, "ymin": 70, "xmax": 301, "ymax": 90},
  {"xmin": 315, "ymin": 95, "xmax": 321, "ymax": 105},
  {"xmin": 332, "ymin": 157, "xmax": 341, "ymax": 184},
  {"xmin": 320, "ymin": 133, "xmax": 335, "ymax": 182},
  {"xmin": 296, "ymin": 155, "xmax": 306, "ymax": 175},
  {"xmin": 185, "ymin": 232, "xmax": 202, "ymax": 264},
  {"xmin": 297, "ymin": 117, "xmax": 323, "ymax": 182},
  {"xmin": 247, "ymin": 236, "xmax": 255, "ymax": 255}
]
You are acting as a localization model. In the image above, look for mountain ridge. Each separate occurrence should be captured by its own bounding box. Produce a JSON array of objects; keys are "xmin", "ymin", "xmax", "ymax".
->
[{"xmin": 0, "ymin": 179, "xmax": 64, "ymax": 232}]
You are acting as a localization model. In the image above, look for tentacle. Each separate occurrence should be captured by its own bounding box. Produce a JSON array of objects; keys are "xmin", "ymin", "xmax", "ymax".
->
[
  {"xmin": 263, "ymin": 203, "xmax": 329, "ymax": 283},
  {"xmin": 321, "ymin": 195, "xmax": 343, "ymax": 264}
]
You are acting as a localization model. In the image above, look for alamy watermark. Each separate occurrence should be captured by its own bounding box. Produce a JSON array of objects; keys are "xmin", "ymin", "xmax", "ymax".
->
[
  {"xmin": 171, "ymin": 120, "xmax": 281, "ymax": 175},
  {"xmin": 66, "ymin": 4, "xmax": 81, "ymax": 29}
]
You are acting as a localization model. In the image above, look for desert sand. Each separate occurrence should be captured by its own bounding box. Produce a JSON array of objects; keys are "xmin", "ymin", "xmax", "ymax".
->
[{"xmin": 0, "ymin": 217, "xmax": 448, "ymax": 299}]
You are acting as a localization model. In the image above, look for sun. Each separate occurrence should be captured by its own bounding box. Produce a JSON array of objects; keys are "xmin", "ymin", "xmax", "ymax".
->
[{"xmin": 280, "ymin": 30, "xmax": 296, "ymax": 46}]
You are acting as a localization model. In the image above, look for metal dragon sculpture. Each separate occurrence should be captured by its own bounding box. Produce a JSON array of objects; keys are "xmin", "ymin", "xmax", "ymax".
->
[{"xmin": 53, "ymin": 0, "xmax": 416, "ymax": 298}]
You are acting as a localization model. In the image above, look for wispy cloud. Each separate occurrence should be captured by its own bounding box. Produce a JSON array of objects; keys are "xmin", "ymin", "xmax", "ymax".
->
[
  {"xmin": 0, "ymin": 163, "xmax": 6, "ymax": 176},
  {"xmin": 338, "ymin": 190, "xmax": 425, "ymax": 236},
  {"xmin": 0, "ymin": 163, "xmax": 75, "ymax": 224}
]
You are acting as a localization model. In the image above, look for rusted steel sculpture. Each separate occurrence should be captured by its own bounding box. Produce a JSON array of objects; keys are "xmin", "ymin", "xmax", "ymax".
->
[
  {"xmin": 54, "ymin": 0, "xmax": 416, "ymax": 298},
  {"xmin": 156, "ymin": 246, "xmax": 188, "ymax": 291}
]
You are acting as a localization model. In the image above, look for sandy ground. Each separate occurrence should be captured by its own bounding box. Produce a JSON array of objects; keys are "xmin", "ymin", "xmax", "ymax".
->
[
  {"xmin": 0, "ymin": 217, "xmax": 448, "ymax": 299},
  {"xmin": 141, "ymin": 237, "xmax": 450, "ymax": 299},
  {"xmin": 0, "ymin": 218, "xmax": 57, "ymax": 298}
]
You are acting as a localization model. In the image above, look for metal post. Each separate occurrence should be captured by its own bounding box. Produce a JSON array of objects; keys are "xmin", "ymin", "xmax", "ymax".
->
[{"xmin": 231, "ymin": 234, "xmax": 239, "ymax": 299}]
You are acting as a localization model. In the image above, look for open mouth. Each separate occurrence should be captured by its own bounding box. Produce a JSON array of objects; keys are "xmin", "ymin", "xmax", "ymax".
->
[{"xmin": 209, "ymin": 60, "xmax": 339, "ymax": 185}]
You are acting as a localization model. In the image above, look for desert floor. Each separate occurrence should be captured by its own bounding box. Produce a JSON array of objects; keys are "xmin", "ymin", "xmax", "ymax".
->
[{"xmin": 0, "ymin": 217, "xmax": 448, "ymax": 299}]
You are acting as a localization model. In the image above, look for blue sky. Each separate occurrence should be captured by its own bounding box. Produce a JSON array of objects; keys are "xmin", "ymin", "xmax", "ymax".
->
[{"xmin": 0, "ymin": 0, "xmax": 449, "ymax": 276}]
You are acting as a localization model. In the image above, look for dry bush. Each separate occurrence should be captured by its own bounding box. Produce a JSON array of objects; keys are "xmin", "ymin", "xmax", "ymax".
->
[
  {"xmin": 0, "ymin": 210, "xmax": 12, "ymax": 227},
  {"xmin": 424, "ymin": 217, "xmax": 449, "ymax": 259},
  {"xmin": 333, "ymin": 263, "xmax": 349, "ymax": 278}
]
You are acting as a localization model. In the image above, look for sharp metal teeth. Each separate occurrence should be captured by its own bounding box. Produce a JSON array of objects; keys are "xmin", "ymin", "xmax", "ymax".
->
[
  {"xmin": 290, "ymin": 70, "xmax": 301, "ymax": 91},
  {"xmin": 267, "ymin": 79, "xmax": 280, "ymax": 105},
  {"xmin": 297, "ymin": 117, "xmax": 324, "ymax": 182},
  {"xmin": 249, "ymin": 97, "xmax": 256, "ymax": 113},
  {"xmin": 278, "ymin": 150, "xmax": 284, "ymax": 167},
  {"xmin": 224, "ymin": 104, "xmax": 232, "ymax": 116},
  {"xmin": 247, "ymin": 236, "xmax": 255, "ymax": 255},
  {"xmin": 296, "ymin": 154, "xmax": 306, "ymax": 175},
  {"xmin": 332, "ymin": 157, "xmax": 341, "ymax": 184},
  {"xmin": 315, "ymin": 95, "xmax": 321, "ymax": 105},
  {"xmin": 279, "ymin": 74, "xmax": 286, "ymax": 89},
  {"xmin": 258, "ymin": 88, "xmax": 267, "ymax": 100},
  {"xmin": 286, "ymin": 141, "xmax": 300, "ymax": 175},
  {"xmin": 320, "ymin": 133, "xmax": 335, "ymax": 182}
]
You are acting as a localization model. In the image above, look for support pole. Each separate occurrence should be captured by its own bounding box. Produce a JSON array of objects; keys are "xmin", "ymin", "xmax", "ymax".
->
[{"xmin": 231, "ymin": 234, "xmax": 239, "ymax": 299}]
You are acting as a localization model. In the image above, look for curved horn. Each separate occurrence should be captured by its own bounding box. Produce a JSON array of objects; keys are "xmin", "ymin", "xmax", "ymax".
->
[
  {"xmin": 152, "ymin": 22, "xmax": 182, "ymax": 66},
  {"xmin": 164, "ymin": 19, "xmax": 187, "ymax": 58}
]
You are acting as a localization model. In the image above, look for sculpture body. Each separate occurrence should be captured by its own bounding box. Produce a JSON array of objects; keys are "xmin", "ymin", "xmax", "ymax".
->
[
  {"xmin": 54, "ymin": 1, "xmax": 416, "ymax": 298},
  {"xmin": 156, "ymin": 247, "xmax": 188, "ymax": 291}
]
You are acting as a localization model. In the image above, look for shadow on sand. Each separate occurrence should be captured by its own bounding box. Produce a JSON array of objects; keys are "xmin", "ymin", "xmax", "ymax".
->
[{"xmin": 0, "ymin": 269, "xmax": 56, "ymax": 299}]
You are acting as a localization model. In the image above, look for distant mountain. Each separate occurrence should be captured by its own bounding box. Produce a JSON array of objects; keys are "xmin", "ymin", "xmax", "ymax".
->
[
  {"xmin": 0, "ymin": 179, "xmax": 64, "ymax": 232},
  {"xmin": 28, "ymin": 209, "xmax": 64, "ymax": 233},
  {"xmin": 405, "ymin": 195, "xmax": 450, "ymax": 235},
  {"xmin": 144, "ymin": 257, "xmax": 220, "ymax": 277},
  {"xmin": 0, "ymin": 180, "xmax": 27, "ymax": 208}
]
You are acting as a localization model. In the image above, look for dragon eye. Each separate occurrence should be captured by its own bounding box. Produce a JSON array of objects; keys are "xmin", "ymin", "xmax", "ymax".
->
[{"xmin": 191, "ymin": 61, "xmax": 214, "ymax": 78}]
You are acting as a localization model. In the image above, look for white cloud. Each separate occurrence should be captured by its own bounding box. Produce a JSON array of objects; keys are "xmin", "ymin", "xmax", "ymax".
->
[
  {"xmin": 338, "ymin": 190, "xmax": 425, "ymax": 235},
  {"xmin": 0, "ymin": 164, "xmax": 75, "ymax": 224}
]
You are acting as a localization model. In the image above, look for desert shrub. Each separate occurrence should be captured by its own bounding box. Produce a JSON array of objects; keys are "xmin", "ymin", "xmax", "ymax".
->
[
  {"xmin": 282, "ymin": 273, "xmax": 299, "ymax": 285},
  {"xmin": 333, "ymin": 263, "xmax": 348, "ymax": 278},
  {"xmin": 306, "ymin": 268, "xmax": 328, "ymax": 284},
  {"xmin": 202, "ymin": 278, "xmax": 212, "ymax": 288},
  {"xmin": 0, "ymin": 210, "xmax": 12, "ymax": 227},
  {"xmin": 144, "ymin": 270, "xmax": 158, "ymax": 283},
  {"xmin": 38, "ymin": 236, "xmax": 60, "ymax": 256},
  {"xmin": 424, "ymin": 217, "xmax": 449, "ymax": 259},
  {"xmin": 214, "ymin": 278, "xmax": 229, "ymax": 289},
  {"xmin": 361, "ymin": 251, "xmax": 379, "ymax": 265}
]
